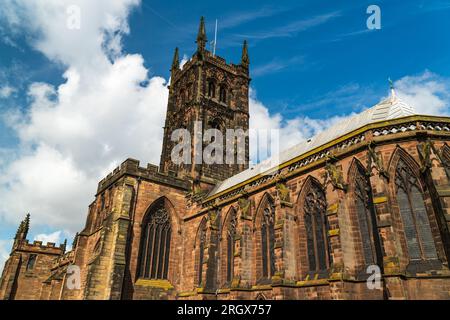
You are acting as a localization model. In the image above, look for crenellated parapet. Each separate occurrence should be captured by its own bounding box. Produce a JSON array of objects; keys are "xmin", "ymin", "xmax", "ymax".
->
[
  {"xmin": 97, "ymin": 158, "xmax": 190, "ymax": 194},
  {"xmin": 13, "ymin": 239, "xmax": 66, "ymax": 256}
]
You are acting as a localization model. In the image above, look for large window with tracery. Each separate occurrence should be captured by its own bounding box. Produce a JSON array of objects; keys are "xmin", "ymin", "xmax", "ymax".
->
[
  {"xmin": 395, "ymin": 159, "xmax": 438, "ymax": 261},
  {"xmin": 225, "ymin": 209, "xmax": 237, "ymax": 284},
  {"xmin": 303, "ymin": 182, "xmax": 330, "ymax": 273},
  {"xmin": 260, "ymin": 204, "xmax": 275, "ymax": 280},
  {"xmin": 354, "ymin": 164, "xmax": 382, "ymax": 267},
  {"xmin": 138, "ymin": 202, "xmax": 171, "ymax": 279}
]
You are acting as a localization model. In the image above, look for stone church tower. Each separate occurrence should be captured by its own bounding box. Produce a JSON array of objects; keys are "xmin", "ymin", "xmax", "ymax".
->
[{"xmin": 159, "ymin": 17, "xmax": 250, "ymax": 188}]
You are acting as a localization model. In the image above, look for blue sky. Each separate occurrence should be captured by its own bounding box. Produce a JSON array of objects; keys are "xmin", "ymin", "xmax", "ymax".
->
[{"xmin": 0, "ymin": 0, "xmax": 450, "ymax": 269}]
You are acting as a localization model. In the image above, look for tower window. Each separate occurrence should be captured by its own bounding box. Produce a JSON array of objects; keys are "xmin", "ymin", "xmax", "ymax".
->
[
  {"xmin": 180, "ymin": 89, "xmax": 186, "ymax": 105},
  {"xmin": 219, "ymin": 86, "xmax": 227, "ymax": 103},
  {"xmin": 26, "ymin": 254, "xmax": 37, "ymax": 271},
  {"xmin": 100, "ymin": 193, "xmax": 105, "ymax": 211},
  {"xmin": 208, "ymin": 81, "xmax": 215, "ymax": 98}
]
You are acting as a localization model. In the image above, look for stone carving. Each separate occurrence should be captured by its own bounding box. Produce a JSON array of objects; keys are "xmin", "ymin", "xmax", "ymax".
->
[
  {"xmin": 367, "ymin": 143, "xmax": 390, "ymax": 179},
  {"xmin": 324, "ymin": 159, "xmax": 347, "ymax": 191},
  {"xmin": 276, "ymin": 181, "xmax": 292, "ymax": 205},
  {"xmin": 238, "ymin": 197, "xmax": 251, "ymax": 217}
]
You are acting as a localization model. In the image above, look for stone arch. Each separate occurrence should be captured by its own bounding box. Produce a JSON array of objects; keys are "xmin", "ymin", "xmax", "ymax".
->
[
  {"xmin": 220, "ymin": 206, "xmax": 238, "ymax": 286},
  {"xmin": 194, "ymin": 217, "xmax": 208, "ymax": 287},
  {"xmin": 254, "ymin": 192, "xmax": 276, "ymax": 283},
  {"xmin": 253, "ymin": 192, "xmax": 275, "ymax": 228},
  {"xmin": 347, "ymin": 158, "xmax": 384, "ymax": 275},
  {"xmin": 137, "ymin": 196, "xmax": 176, "ymax": 280},
  {"xmin": 387, "ymin": 146, "xmax": 442, "ymax": 270},
  {"xmin": 296, "ymin": 175, "xmax": 330, "ymax": 279}
]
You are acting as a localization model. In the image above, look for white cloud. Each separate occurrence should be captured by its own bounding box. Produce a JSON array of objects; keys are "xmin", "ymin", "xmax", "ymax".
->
[
  {"xmin": 395, "ymin": 70, "xmax": 450, "ymax": 115},
  {"xmin": 34, "ymin": 231, "xmax": 62, "ymax": 244},
  {"xmin": 0, "ymin": 85, "xmax": 16, "ymax": 98},
  {"xmin": 0, "ymin": 0, "xmax": 168, "ymax": 233},
  {"xmin": 180, "ymin": 54, "xmax": 189, "ymax": 69},
  {"xmin": 249, "ymin": 89, "xmax": 347, "ymax": 164},
  {"xmin": 248, "ymin": 71, "xmax": 450, "ymax": 164}
]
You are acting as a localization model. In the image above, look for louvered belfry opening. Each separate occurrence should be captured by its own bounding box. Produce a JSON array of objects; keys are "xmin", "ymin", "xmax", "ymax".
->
[{"xmin": 139, "ymin": 199, "xmax": 172, "ymax": 280}]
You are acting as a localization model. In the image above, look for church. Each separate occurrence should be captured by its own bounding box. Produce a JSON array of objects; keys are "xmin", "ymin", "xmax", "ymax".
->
[{"xmin": 1, "ymin": 17, "xmax": 450, "ymax": 300}]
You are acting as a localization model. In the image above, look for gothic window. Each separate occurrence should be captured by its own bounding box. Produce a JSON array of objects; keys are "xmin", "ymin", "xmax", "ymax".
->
[
  {"xmin": 260, "ymin": 204, "xmax": 275, "ymax": 279},
  {"xmin": 26, "ymin": 254, "xmax": 37, "ymax": 271},
  {"xmin": 226, "ymin": 210, "xmax": 237, "ymax": 284},
  {"xmin": 303, "ymin": 182, "xmax": 330, "ymax": 273},
  {"xmin": 197, "ymin": 219, "xmax": 207, "ymax": 286},
  {"xmin": 180, "ymin": 89, "xmax": 186, "ymax": 105},
  {"xmin": 138, "ymin": 202, "xmax": 171, "ymax": 279},
  {"xmin": 100, "ymin": 194, "xmax": 105, "ymax": 211},
  {"xmin": 219, "ymin": 85, "xmax": 227, "ymax": 103},
  {"xmin": 395, "ymin": 159, "xmax": 438, "ymax": 261},
  {"xmin": 208, "ymin": 81, "xmax": 215, "ymax": 98},
  {"xmin": 188, "ymin": 83, "xmax": 193, "ymax": 100},
  {"xmin": 353, "ymin": 164, "xmax": 382, "ymax": 267}
]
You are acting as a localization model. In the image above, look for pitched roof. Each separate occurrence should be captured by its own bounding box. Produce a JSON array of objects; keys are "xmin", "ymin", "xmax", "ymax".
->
[{"xmin": 208, "ymin": 89, "xmax": 416, "ymax": 197}]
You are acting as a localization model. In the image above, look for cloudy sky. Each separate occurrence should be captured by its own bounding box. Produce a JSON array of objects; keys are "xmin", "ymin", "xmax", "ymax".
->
[{"xmin": 0, "ymin": 0, "xmax": 450, "ymax": 272}]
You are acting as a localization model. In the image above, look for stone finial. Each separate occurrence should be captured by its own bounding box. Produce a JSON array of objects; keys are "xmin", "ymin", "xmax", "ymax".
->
[
  {"xmin": 61, "ymin": 239, "xmax": 67, "ymax": 253},
  {"xmin": 241, "ymin": 40, "xmax": 249, "ymax": 67},
  {"xmin": 171, "ymin": 47, "xmax": 180, "ymax": 72},
  {"xmin": 196, "ymin": 16, "xmax": 207, "ymax": 51},
  {"xmin": 72, "ymin": 232, "xmax": 79, "ymax": 249},
  {"xmin": 15, "ymin": 213, "xmax": 30, "ymax": 241}
]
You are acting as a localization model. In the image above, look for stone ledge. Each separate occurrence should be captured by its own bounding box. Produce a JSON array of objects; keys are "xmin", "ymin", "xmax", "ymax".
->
[
  {"xmin": 328, "ymin": 228, "xmax": 340, "ymax": 237},
  {"xmin": 326, "ymin": 203, "xmax": 339, "ymax": 215},
  {"xmin": 177, "ymin": 291, "xmax": 197, "ymax": 298},
  {"xmin": 296, "ymin": 279, "xmax": 329, "ymax": 287},
  {"xmin": 373, "ymin": 196, "xmax": 388, "ymax": 204},
  {"xmin": 134, "ymin": 279, "xmax": 174, "ymax": 290}
]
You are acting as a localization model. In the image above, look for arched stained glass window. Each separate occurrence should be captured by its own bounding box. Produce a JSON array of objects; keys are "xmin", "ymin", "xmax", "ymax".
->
[
  {"xmin": 395, "ymin": 159, "xmax": 438, "ymax": 260},
  {"xmin": 208, "ymin": 81, "xmax": 215, "ymax": 98},
  {"xmin": 303, "ymin": 182, "xmax": 330, "ymax": 272},
  {"xmin": 354, "ymin": 164, "xmax": 382, "ymax": 266},
  {"xmin": 219, "ymin": 85, "xmax": 227, "ymax": 103},
  {"xmin": 260, "ymin": 204, "xmax": 275, "ymax": 279},
  {"xmin": 138, "ymin": 203, "xmax": 171, "ymax": 279}
]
